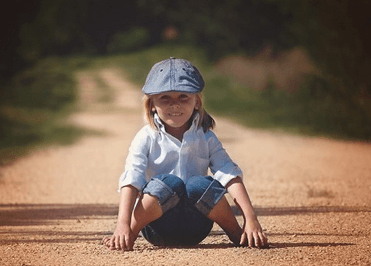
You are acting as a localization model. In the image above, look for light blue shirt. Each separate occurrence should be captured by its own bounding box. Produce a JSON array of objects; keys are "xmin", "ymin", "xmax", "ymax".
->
[{"xmin": 118, "ymin": 114, "xmax": 243, "ymax": 191}]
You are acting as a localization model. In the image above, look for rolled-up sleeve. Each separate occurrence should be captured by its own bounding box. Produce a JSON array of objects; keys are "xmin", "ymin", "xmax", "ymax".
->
[
  {"xmin": 118, "ymin": 128, "xmax": 151, "ymax": 192},
  {"xmin": 207, "ymin": 131, "xmax": 243, "ymax": 187}
]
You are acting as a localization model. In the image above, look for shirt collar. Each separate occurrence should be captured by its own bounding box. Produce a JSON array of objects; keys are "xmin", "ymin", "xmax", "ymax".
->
[{"xmin": 154, "ymin": 112, "xmax": 200, "ymax": 134}]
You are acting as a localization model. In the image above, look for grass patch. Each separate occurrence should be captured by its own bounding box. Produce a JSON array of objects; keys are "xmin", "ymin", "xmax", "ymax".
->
[
  {"xmin": 0, "ymin": 56, "xmax": 97, "ymax": 165},
  {"xmin": 205, "ymin": 76, "xmax": 371, "ymax": 140},
  {"xmin": 100, "ymin": 45, "xmax": 371, "ymax": 141},
  {"xmin": 2, "ymin": 44, "xmax": 369, "ymax": 166},
  {"xmin": 80, "ymin": 44, "xmax": 209, "ymax": 85}
]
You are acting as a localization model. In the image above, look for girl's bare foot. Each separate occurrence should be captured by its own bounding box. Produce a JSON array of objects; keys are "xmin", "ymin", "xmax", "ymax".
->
[
  {"xmin": 207, "ymin": 196, "xmax": 243, "ymax": 246},
  {"xmin": 223, "ymin": 227, "xmax": 243, "ymax": 246},
  {"xmin": 102, "ymin": 236, "xmax": 114, "ymax": 249}
]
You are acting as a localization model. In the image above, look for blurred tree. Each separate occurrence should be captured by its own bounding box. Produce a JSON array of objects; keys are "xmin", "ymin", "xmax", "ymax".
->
[
  {"xmin": 17, "ymin": 0, "xmax": 97, "ymax": 62},
  {"xmin": 0, "ymin": 0, "xmax": 41, "ymax": 82},
  {"xmin": 2, "ymin": 0, "xmax": 370, "ymax": 138},
  {"xmin": 107, "ymin": 27, "xmax": 151, "ymax": 53},
  {"xmin": 1, "ymin": 0, "xmax": 158, "ymax": 83},
  {"xmin": 291, "ymin": 0, "xmax": 371, "ymax": 126},
  {"xmin": 136, "ymin": 0, "xmax": 294, "ymax": 59}
]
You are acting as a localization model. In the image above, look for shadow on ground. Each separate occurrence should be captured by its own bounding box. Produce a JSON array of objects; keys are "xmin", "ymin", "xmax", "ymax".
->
[
  {"xmin": 1, "ymin": 204, "xmax": 369, "ymax": 227},
  {"xmin": 0, "ymin": 204, "xmax": 117, "ymax": 226},
  {"xmin": 0, "ymin": 204, "xmax": 367, "ymax": 249},
  {"xmin": 231, "ymin": 205, "xmax": 371, "ymax": 217}
]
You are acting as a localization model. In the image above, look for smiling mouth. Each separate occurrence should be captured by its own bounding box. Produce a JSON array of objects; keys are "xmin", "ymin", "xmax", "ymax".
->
[{"xmin": 168, "ymin": 112, "xmax": 182, "ymax": 116}]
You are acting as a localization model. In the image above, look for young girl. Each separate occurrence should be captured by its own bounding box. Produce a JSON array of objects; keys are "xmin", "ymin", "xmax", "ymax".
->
[{"xmin": 103, "ymin": 57, "xmax": 267, "ymax": 251}]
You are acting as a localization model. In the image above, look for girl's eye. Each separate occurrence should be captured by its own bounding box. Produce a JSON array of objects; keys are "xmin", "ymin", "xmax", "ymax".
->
[
  {"xmin": 179, "ymin": 94, "xmax": 189, "ymax": 100},
  {"xmin": 160, "ymin": 95, "xmax": 170, "ymax": 100}
]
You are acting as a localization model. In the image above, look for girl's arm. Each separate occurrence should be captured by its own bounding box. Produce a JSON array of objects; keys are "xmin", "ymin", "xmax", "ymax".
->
[
  {"xmin": 226, "ymin": 177, "xmax": 268, "ymax": 248},
  {"xmin": 106, "ymin": 185, "xmax": 139, "ymax": 251}
]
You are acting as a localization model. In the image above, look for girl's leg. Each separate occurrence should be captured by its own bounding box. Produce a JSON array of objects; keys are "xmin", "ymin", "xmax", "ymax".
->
[
  {"xmin": 137, "ymin": 174, "xmax": 187, "ymax": 245},
  {"xmin": 130, "ymin": 193, "xmax": 163, "ymax": 237},
  {"xmin": 186, "ymin": 176, "xmax": 242, "ymax": 246},
  {"xmin": 207, "ymin": 196, "xmax": 242, "ymax": 245}
]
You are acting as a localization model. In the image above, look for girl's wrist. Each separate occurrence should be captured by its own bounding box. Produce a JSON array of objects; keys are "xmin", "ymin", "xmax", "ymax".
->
[
  {"xmin": 117, "ymin": 212, "xmax": 131, "ymax": 224},
  {"xmin": 242, "ymin": 211, "xmax": 258, "ymax": 223},
  {"xmin": 242, "ymin": 206, "xmax": 257, "ymax": 217},
  {"xmin": 116, "ymin": 220, "xmax": 131, "ymax": 228}
]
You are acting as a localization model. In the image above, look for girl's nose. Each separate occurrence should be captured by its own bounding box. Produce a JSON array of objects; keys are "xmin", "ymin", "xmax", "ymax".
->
[{"xmin": 170, "ymin": 100, "xmax": 180, "ymax": 109}]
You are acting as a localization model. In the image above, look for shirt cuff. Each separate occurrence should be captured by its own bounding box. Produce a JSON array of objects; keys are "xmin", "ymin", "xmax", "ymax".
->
[
  {"xmin": 117, "ymin": 171, "xmax": 146, "ymax": 192},
  {"xmin": 213, "ymin": 167, "xmax": 243, "ymax": 187}
]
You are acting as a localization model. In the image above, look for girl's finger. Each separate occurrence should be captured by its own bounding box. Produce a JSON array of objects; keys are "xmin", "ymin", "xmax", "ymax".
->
[
  {"xmin": 120, "ymin": 236, "xmax": 125, "ymax": 251},
  {"xmin": 115, "ymin": 235, "xmax": 121, "ymax": 250},
  {"xmin": 259, "ymin": 232, "xmax": 268, "ymax": 247},
  {"xmin": 248, "ymin": 233, "xmax": 254, "ymax": 248},
  {"xmin": 253, "ymin": 232, "xmax": 261, "ymax": 247},
  {"xmin": 102, "ymin": 237, "xmax": 110, "ymax": 248},
  {"xmin": 109, "ymin": 236, "xmax": 115, "ymax": 250},
  {"xmin": 240, "ymin": 232, "xmax": 247, "ymax": 246},
  {"xmin": 125, "ymin": 235, "xmax": 133, "ymax": 251}
]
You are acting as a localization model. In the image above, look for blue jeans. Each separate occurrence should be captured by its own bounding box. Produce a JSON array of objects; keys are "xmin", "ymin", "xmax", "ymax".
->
[{"xmin": 141, "ymin": 174, "xmax": 226, "ymax": 246}]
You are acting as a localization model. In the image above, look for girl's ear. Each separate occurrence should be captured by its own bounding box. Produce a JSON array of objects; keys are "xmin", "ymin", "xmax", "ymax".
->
[
  {"xmin": 195, "ymin": 96, "xmax": 201, "ymax": 110},
  {"xmin": 149, "ymin": 98, "xmax": 156, "ymax": 113}
]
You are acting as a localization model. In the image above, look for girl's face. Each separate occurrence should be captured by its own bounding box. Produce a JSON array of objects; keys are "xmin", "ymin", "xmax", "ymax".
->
[{"xmin": 152, "ymin": 92, "xmax": 200, "ymax": 134}]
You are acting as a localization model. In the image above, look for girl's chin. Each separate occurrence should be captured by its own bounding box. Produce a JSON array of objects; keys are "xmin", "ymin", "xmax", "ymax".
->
[
  {"xmin": 163, "ymin": 118, "xmax": 189, "ymax": 129},
  {"xmin": 165, "ymin": 122, "xmax": 187, "ymax": 129},
  {"xmin": 164, "ymin": 117, "xmax": 190, "ymax": 127}
]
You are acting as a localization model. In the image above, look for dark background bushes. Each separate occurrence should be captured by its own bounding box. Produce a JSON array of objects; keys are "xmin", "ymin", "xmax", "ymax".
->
[{"xmin": 1, "ymin": 0, "xmax": 371, "ymax": 145}]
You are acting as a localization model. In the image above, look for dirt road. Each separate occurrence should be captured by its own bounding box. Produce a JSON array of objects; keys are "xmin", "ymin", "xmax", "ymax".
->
[{"xmin": 1, "ymin": 68, "xmax": 370, "ymax": 265}]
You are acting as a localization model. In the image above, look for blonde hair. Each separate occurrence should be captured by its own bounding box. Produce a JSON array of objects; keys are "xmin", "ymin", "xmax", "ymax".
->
[{"xmin": 143, "ymin": 93, "xmax": 215, "ymax": 132}]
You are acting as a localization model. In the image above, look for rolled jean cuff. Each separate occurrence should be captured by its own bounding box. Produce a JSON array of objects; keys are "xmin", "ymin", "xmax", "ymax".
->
[
  {"xmin": 142, "ymin": 178, "xmax": 180, "ymax": 213},
  {"xmin": 194, "ymin": 179, "xmax": 226, "ymax": 216}
]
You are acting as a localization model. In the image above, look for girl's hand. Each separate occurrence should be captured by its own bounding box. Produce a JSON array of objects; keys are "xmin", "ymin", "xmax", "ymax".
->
[
  {"xmin": 225, "ymin": 177, "xmax": 268, "ymax": 248},
  {"xmin": 103, "ymin": 185, "xmax": 139, "ymax": 251},
  {"xmin": 103, "ymin": 223, "xmax": 136, "ymax": 251},
  {"xmin": 240, "ymin": 216, "xmax": 268, "ymax": 248}
]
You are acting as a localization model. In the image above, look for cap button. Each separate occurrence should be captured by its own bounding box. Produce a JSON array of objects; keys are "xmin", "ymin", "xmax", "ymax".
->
[{"xmin": 170, "ymin": 57, "xmax": 176, "ymax": 59}]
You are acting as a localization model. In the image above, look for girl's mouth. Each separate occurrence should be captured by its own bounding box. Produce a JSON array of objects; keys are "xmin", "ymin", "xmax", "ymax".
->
[{"xmin": 168, "ymin": 113, "xmax": 182, "ymax": 116}]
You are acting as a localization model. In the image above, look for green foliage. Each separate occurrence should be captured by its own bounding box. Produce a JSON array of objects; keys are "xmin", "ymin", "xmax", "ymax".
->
[
  {"xmin": 134, "ymin": 0, "xmax": 371, "ymax": 139},
  {"xmin": 296, "ymin": 75, "xmax": 371, "ymax": 139},
  {"xmin": 0, "ymin": 56, "xmax": 91, "ymax": 164},
  {"xmin": 3, "ymin": 58, "xmax": 76, "ymax": 110},
  {"xmin": 1, "ymin": 41, "xmax": 370, "ymax": 168},
  {"xmin": 3, "ymin": 0, "xmax": 371, "ymax": 166},
  {"xmin": 145, "ymin": 45, "xmax": 370, "ymax": 139},
  {"xmin": 107, "ymin": 27, "xmax": 151, "ymax": 54},
  {"xmin": 104, "ymin": 45, "xmax": 371, "ymax": 140},
  {"xmin": 137, "ymin": 0, "xmax": 294, "ymax": 59},
  {"xmin": 204, "ymin": 72, "xmax": 371, "ymax": 140},
  {"xmin": 90, "ymin": 44, "xmax": 208, "ymax": 85},
  {"xmin": 17, "ymin": 0, "xmax": 96, "ymax": 63},
  {"xmin": 286, "ymin": 0, "xmax": 371, "ymax": 132}
]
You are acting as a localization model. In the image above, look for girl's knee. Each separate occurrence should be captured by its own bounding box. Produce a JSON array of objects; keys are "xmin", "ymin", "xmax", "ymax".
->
[
  {"xmin": 151, "ymin": 174, "xmax": 186, "ymax": 198},
  {"xmin": 185, "ymin": 176, "xmax": 213, "ymax": 200},
  {"xmin": 142, "ymin": 174, "xmax": 186, "ymax": 213},
  {"xmin": 185, "ymin": 176, "xmax": 226, "ymax": 216}
]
